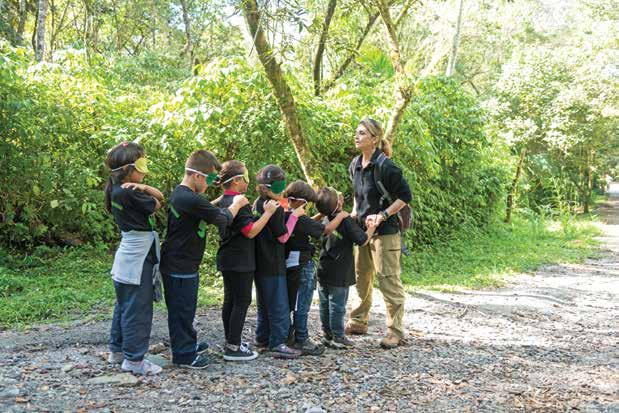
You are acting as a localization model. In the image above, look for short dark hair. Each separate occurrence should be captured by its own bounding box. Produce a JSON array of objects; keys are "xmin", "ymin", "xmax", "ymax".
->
[
  {"xmin": 185, "ymin": 150, "xmax": 220, "ymax": 174},
  {"xmin": 218, "ymin": 160, "xmax": 246, "ymax": 188},
  {"xmin": 285, "ymin": 180, "xmax": 317, "ymax": 203},
  {"xmin": 316, "ymin": 187, "xmax": 339, "ymax": 216}
]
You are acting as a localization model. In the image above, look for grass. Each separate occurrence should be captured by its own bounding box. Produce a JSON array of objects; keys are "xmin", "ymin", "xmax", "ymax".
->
[
  {"xmin": 0, "ymin": 212, "xmax": 604, "ymax": 329},
  {"xmin": 401, "ymin": 214, "xmax": 602, "ymax": 290}
]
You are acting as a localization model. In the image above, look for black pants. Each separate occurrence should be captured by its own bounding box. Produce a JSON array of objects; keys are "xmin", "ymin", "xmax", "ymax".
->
[
  {"xmin": 162, "ymin": 274, "xmax": 199, "ymax": 365},
  {"xmin": 222, "ymin": 271, "xmax": 254, "ymax": 346}
]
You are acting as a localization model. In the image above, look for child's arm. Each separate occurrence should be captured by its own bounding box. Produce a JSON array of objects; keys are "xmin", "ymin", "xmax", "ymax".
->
[
  {"xmin": 277, "ymin": 205, "xmax": 305, "ymax": 243},
  {"xmin": 242, "ymin": 200, "xmax": 278, "ymax": 239},
  {"xmin": 227, "ymin": 195, "xmax": 249, "ymax": 219},
  {"xmin": 121, "ymin": 183, "xmax": 164, "ymax": 202},
  {"xmin": 323, "ymin": 211, "xmax": 349, "ymax": 235},
  {"xmin": 312, "ymin": 213, "xmax": 324, "ymax": 222},
  {"xmin": 360, "ymin": 220, "xmax": 377, "ymax": 246}
]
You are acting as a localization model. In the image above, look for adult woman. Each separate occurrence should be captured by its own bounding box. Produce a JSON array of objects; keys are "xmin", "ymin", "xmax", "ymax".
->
[{"xmin": 346, "ymin": 118, "xmax": 412, "ymax": 349}]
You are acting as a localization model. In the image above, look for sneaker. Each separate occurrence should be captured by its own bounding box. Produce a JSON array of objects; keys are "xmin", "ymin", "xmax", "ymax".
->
[
  {"xmin": 121, "ymin": 359, "xmax": 163, "ymax": 375},
  {"xmin": 294, "ymin": 338, "xmax": 325, "ymax": 356},
  {"xmin": 107, "ymin": 351, "xmax": 123, "ymax": 364},
  {"xmin": 224, "ymin": 343, "xmax": 258, "ymax": 362},
  {"xmin": 269, "ymin": 343, "xmax": 301, "ymax": 359},
  {"xmin": 331, "ymin": 335, "xmax": 354, "ymax": 349},
  {"xmin": 380, "ymin": 333, "xmax": 401, "ymax": 349},
  {"xmin": 196, "ymin": 341, "xmax": 209, "ymax": 354},
  {"xmin": 344, "ymin": 321, "xmax": 368, "ymax": 335},
  {"xmin": 176, "ymin": 353, "xmax": 210, "ymax": 370},
  {"xmin": 321, "ymin": 332, "xmax": 333, "ymax": 348}
]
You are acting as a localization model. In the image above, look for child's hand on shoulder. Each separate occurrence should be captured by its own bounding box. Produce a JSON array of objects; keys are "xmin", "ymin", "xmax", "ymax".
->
[
  {"xmin": 264, "ymin": 199, "xmax": 280, "ymax": 214},
  {"xmin": 232, "ymin": 194, "xmax": 249, "ymax": 208},
  {"xmin": 121, "ymin": 182, "xmax": 145, "ymax": 191},
  {"xmin": 292, "ymin": 204, "xmax": 306, "ymax": 217}
]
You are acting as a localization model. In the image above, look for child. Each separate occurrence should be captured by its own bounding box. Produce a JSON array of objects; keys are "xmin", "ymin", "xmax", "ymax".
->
[
  {"xmin": 160, "ymin": 150, "xmax": 248, "ymax": 369},
  {"xmin": 315, "ymin": 187, "xmax": 377, "ymax": 349},
  {"xmin": 214, "ymin": 160, "xmax": 279, "ymax": 361},
  {"xmin": 284, "ymin": 181, "xmax": 348, "ymax": 355},
  {"xmin": 105, "ymin": 141, "xmax": 165, "ymax": 375},
  {"xmin": 253, "ymin": 165, "xmax": 304, "ymax": 359}
]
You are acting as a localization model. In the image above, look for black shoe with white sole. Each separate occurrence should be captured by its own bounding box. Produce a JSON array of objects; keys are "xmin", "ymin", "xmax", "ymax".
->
[
  {"xmin": 176, "ymin": 353, "xmax": 210, "ymax": 369},
  {"xmin": 224, "ymin": 343, "xmax": 258, "ymax": 362},
  {"xmin": 196, "ymin": 341, "xmax": 209, "ymax": 354}
]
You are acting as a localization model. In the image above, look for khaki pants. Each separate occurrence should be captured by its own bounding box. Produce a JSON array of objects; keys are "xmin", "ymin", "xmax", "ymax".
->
[{"xmin": 349, "ymin": 233, "xmax": 406, "ymax": 338}]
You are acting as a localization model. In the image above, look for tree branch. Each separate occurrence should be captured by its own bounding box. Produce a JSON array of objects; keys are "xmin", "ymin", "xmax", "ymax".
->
[{"xmin": 313, "ymin": 0, "xmax": 338, "ymax": 96}]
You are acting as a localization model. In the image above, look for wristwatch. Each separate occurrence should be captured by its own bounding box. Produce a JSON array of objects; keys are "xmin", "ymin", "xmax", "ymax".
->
[{"xmin": 380, "ymin": 210, "xmax": 389, "ymax": 221}]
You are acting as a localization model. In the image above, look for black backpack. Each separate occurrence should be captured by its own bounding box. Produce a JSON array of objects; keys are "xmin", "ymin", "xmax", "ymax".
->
[{"xmin": 348, "ymin": 152, "xmax": 412, "ymax": 232}]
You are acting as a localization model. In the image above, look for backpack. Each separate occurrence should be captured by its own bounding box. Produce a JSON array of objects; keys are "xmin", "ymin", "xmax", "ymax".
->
[{"xmin": 348, "ymin": 152, "xmax": 412, "ymax": 232}]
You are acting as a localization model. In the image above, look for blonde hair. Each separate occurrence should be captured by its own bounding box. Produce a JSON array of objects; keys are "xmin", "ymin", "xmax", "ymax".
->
[{"xmin": 359, "ymin": 118, "xmax": 392, "ymax": 158}]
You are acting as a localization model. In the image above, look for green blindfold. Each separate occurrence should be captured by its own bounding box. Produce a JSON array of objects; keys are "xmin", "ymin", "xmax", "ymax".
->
[{"xmin": 266, "ymin": 179, "xmax": 286, "ymax": 195}]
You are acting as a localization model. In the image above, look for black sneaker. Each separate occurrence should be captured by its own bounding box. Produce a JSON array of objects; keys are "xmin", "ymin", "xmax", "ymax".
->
[
  {"xmin": 331, "ymin": 335, "xmax": 354, "ymax": 349},
  {"xmin": 196, "ymin": 341, "xmax": 209, "ymax": 354},
  {"xmin": 224, "ymin": 343, "xmax": 258, "ymax": 362},
  {"xmin": 176, "ymin": 353, "xmax": 210, "ymax": 370}
]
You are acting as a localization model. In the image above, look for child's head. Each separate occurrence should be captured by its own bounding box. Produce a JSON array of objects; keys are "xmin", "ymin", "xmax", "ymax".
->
[
  {"xmin": 256, "ymin": 165, "xmax": 286, "ymax": 200},
  {"xmin": 217, "ymin": 160, "xmax": 249, "ymax": 193},
  {"xmin": 285, "ymin": 180, "xmax": 317, "ymax": 209},
  {"xmin": 316, "ymin": 187, "xmax": 342, "ymax": 217},
  {"xmin": 106, "ymin": 141, "xmax": 147, "ymax": 184},
  {"xmin": 104, "ymin": 141, "xmax": 147, "ymax": 212},
  {"xmin": 185, "ymin": 150, "xmax": 221, "ymax": 194}
]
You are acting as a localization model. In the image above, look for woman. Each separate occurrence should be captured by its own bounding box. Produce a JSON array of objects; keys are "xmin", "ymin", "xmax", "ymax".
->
[{"xmin": 346, "ymin": 118, "xmax": 412, "ymax": 349}]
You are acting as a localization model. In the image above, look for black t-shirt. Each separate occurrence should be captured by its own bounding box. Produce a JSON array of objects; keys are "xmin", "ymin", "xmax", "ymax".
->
[
  {"xmin": 216, "ymin": 194, "xmax": 256, "ymax": 273},
  {"xmin": 351, "ymin": 149, "xmax": 412, "ymax": 235},
  {"xmin": 160, "ymin": 185, "xmax": 232, "ymax": 275},
  {"xmin": 317, "ymin": 216, "xmax": 368, "ymax": 287},
  {"xmin": 253, "ymin": 197, "xmax": 287, "ymax": 277},
  {"xmin": 285, "ymin": 212, "xmax": 325, "ymax": 270},
  {"xmin": 110, "ymin": 184, "xmax": 157, "ymax": 232}
]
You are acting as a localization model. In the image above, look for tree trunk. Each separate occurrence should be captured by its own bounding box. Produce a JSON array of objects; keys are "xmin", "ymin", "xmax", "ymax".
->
[
  {"xmin": 505, "ymin": 147, "xmax": 527, "ymax": 223},
  {"xmin": 17, "ymin": 0, "xmax": 28, "ymax": 44},
  {"xmin": 583, "ymin": 149, "xmax": 593, "ymax": 214},
  {"xmin": 179, "ymin": 0, "xmax": 193, "ymax": 61},
  {"xmin": 446, "ymin": 0, "xmax": 464, "ymax": 76},
  {"xmin": 313, "ymin": 0, "xmax": 337, "ymax": 96},
  {"xmin": 35, "ymin": 0, "xmax": 48, "ymax": 61},
  {"xmin": 322, "ymin": 11, "xmax": 378, "ymax": 93},
  {"xmin": 241, "ymin": 0, "xmax": 322, "ymax": 185}
]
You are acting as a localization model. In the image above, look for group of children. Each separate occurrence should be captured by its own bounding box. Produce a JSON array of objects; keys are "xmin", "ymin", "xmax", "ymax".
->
[{"xmin": 104, "ymin": 142, "xmax": 377, "ymax": 375}]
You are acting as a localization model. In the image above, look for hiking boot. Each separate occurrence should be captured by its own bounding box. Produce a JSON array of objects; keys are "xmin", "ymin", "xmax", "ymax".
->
[
  {"xmin": 224, "ymin": 343, "xmax": 258, "ymax": 362},
  {"xmin": 345, "ymin": 321, "xmax": 368, "ymax": 335},
  {"xmin": 269, "ymin": 344, "xmax": 301, "ymax": 359},
  {"xmin": 196, "ymin": 341, "xmax": 209, "ymax": 354},
  {"xmin": 121, "ymin": 359, "xmax": 163, "ymax": 375},
  {"xmin": 176, "ymin": 353, "xmax": 210, "ymax": 370},
  {"xmin": 107, "ymin": 351, "xmax": 123, "ymax": 364},
  {"xmin": 294, "ymin": 338, "xmax": 325, "ymax": 356},
  {"xmin": 380, "ymin": 333, "xmax": 401, "ymax": 349},
  {"xmin": 331, "ymin": 335, "xmax": 354, "ymax": 349},
  {"xmin": 321, "ymin": 332, "xmax": 333, "ymax": 348}
]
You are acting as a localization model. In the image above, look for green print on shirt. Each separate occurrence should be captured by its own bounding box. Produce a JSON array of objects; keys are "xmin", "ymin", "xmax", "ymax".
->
[{"xmin": 197, "ymin": 220, "xmax": 207, "ymax": 239}]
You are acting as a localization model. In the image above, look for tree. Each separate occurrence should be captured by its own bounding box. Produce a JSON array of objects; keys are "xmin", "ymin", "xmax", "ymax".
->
[{"xmin": 35, "ymin": 0, "xmax": 48, "ymax": 61}]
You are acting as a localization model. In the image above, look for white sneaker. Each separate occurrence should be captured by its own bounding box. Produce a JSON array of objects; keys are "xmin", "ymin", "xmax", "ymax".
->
[
  {"xmin": 107, "ymin": 351, "xmax": 123, "ymax": 364},
  {"xmin": 121, "ymin": 359, "xmax": 163, "ymax": 375}
]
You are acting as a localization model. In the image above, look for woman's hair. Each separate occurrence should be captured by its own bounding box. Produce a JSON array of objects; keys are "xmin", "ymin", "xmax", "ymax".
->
[
  {"xmin": 316, "ymin": 187, "xmax": 339, "ymax": 216},
  {"xmin": 359, "ymin": 118, "xmax": 392, "ymax": 158},
  {"xmin": 104, "ymin": 141, "xmax": 145, "ymax": 213},
  {"xmin": 256, "ymin": 164, "xmax": 286, "ymax": 198},
  {"xmin": 217, "ymin": 160, "xmax": 246, "ymax": 189},
  {"xmin": 284, "ymin": 180, "xmax": 317, "ymax": 203},
  {"xmin": 185, "ymin": 149, "xmax": 221, "ymax": 174}
]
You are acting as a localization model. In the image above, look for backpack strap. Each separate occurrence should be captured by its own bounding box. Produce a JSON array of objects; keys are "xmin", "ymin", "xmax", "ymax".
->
[
  {"xmin": 348, "ymin": 155, "xmax": 361, "ymax": 183},
  {"xmin": 373, "ymin": 152, "xmax": 394, "ymax": 207}
]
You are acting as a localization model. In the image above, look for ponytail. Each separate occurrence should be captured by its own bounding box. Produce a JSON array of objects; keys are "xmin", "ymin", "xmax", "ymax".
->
[
  {"xmin": 104, "ymin": 176, "xmax": 114, "ymax": 213},
  {"xmin": 359, "ymin": 118, "xmax": 391, "ymax": 158}
]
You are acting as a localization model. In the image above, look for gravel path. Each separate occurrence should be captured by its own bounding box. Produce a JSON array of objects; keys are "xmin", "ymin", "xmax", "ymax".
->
[{"xmin": 1, "ymin": 185, "xmax": 617, "ymax": 412}]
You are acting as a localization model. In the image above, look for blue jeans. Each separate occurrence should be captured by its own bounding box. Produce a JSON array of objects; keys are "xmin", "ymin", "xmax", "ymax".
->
[
  {"xmin": 318, "ymin": 282, "xmax": 349, "ymax": 338},
  {"xmin": 290, "ymin": 260, "xmax": 316, "ymax": 343},
  {"xmin": 109, "ymin": 247, "xmax": 156, "ymax": 362},
  {"xmin": 162, "ymin": 273, "xmax": 199, "ymax": 365},
  {"xmin": 255, "ymin": 275, "xmax": 290, "ymax": 348}
]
